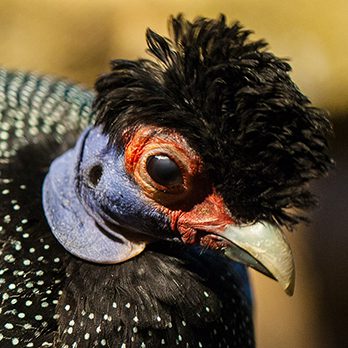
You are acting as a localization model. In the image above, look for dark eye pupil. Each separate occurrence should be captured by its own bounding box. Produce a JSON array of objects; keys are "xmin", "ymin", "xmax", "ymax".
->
[{"xmin": 146, "ymin": 155, "xmax": 183, "ymax": 187}]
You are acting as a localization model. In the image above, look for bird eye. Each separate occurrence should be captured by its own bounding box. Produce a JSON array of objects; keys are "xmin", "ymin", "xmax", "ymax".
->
[{"xmin": 146, "ymin": 155, "xmax": 183, "ymax": 188}]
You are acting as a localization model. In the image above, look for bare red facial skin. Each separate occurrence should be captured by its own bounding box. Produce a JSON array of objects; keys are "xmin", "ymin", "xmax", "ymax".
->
[
  {"xmin": 170, "ymin": 189, "xmax": 234, "ymax": 249},
  {"xmin": 124, "ymin": 125, "xmax": 235, "ymax": 250}
]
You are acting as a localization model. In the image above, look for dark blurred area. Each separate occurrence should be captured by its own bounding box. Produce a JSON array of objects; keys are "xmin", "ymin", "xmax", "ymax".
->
[
  {"xmin": 309, "ymin": 116, "xmax": 348, "ymax": 348},
  {"xmin": 0, "ymin": 1, "xmax": 347, "ymax": 347}
]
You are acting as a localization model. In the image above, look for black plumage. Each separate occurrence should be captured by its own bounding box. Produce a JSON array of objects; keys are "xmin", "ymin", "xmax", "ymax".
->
[
  {"xmin": 0, "ymin": 15, "xmax": 333, "ymax": 348},
  {"xmin": 95, "ymin": 15, "xmax": 333, "ymax": 227}
]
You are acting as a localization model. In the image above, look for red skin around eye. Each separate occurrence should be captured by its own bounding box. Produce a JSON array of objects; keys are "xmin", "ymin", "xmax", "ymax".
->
[
  {"xmin": 124, "ymin": 126, "xmax": 204, "ymax": 206},
  {"xmin": 124, "ymin": 126, "xmax": 201, "ymax": 176},
  {"xmin": 124, "ymin": 125, "xmax": 235, "ymax": 250}
]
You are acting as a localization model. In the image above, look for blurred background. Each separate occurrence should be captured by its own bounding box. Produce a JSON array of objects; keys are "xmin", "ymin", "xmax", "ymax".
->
[{"xmin": 0, "ymin": 1, "xmax": 346, "ymax": 347}]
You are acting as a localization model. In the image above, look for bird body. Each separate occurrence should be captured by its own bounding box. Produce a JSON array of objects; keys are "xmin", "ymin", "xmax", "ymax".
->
[
  {"xmin": 0, "ymin": 69, "xmax": 253, "ymax": 347},
  {"xmin": 0, "ymin": 15, "xmax": 332, "ymax": 347}
]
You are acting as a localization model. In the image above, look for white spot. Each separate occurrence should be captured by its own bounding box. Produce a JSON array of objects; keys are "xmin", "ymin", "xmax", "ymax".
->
[
  {"xmin": 96, "ymin": 325, "xmax": 101, "ymax": 333},
  {"xmin": 69, "ymin": 320, "xmax": 75, "ymax": 326},
  {"xmin": 112, "ymin": 302, "xmax": 117, "ymax": 308},
  {"xmin": 101, "ymin": 339, "xmax": 107, "ymax": 346},
  {"xmin": 133, "ymin": 316, "xmax": 139, "ymax": 323},
  {"xmin": 125, "ymin": 302, "xmax": 131, "ymax": 308},
  {"xmin": 25, "ymin": 300, "xmax": 32, "ymax": 306},
  {"xmin": 35, "ymin": 315, "xmax": 43, "ymax": 321},
  {"xmin": 204, "ymin": 291, "xmax": 209, "ymax": 297},
  {"xmin": 4, "ymin": 254, "xmax": 15, "ymax": 263},
  {"xmin": 4, "ymin": 323, "xmax": 14, "ymax": 329},
  {"xmin": 23, "ymin": 259, "xmax": 31, "ymax": 266},
  {"xmin": 13, "ymin": 241, "xmax": 22, "ymax": 251},
  {"xmin": 18, "ymin": 313, "xmax": 25, "ymax": 319},
  {"xmin": 133, "ymin": 326, "xmax": 138, "ymax": 333},
  {"xmin": 84, "ymin": 333, "xmax": 90, "ymax": 340},
  {"xmin": 12, "ymin": 338, "xmax": 19, "ymax": 345},
  {"xmin": 67, "ymin": 327, "xmax": 73, "ymax": 335},
  {"xmin": 65, "ymin": 304, "xmax": 71, "ymax": 311},
  {"xmin": 157, "ymin": 316, "xmax": 161, "ymax": 322},
  {"xmin": 8, "ymin": 283, "xmax": 16, "ymax": 290},
  {"xmin": 88, "ymin": 313, "xmax": 94, "ymax": 319}
]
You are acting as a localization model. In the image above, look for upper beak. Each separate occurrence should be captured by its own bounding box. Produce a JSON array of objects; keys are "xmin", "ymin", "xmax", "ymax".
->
[{"xmin": 222, "ymin": 222, "xmax": 295, "ymax": 296}]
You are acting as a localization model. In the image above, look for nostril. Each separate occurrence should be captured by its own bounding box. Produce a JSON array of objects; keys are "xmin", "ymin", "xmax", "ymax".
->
[{"xmin": 88, "ymin": 164, "xmax": 103, "ymax": 187}]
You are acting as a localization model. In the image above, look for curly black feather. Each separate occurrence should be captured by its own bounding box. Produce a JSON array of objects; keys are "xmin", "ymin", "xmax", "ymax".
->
[{"xmin": 94, "ymin": 14, "xmax": 333, "ymax": 228}]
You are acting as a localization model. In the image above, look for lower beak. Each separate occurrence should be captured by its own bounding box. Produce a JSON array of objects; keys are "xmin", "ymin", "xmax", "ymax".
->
[{"xmin": 222, "ymin": 222, "xmax": 295, "ymax": 295}]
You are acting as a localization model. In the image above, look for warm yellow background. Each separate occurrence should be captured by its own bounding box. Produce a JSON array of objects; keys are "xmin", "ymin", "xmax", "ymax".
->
[
  {"xmin": 1, "ymin": 1, "xmax": 345, "ymax": 347},
  {"xmin": 1, "ymin": 0, "xmax": 347, "ymax": 114}
]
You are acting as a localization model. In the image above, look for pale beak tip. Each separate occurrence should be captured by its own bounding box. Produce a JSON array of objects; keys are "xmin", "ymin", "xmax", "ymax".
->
[{"xmin": 283, "ymin": 270, "xmax": 295, "ymax": 296}]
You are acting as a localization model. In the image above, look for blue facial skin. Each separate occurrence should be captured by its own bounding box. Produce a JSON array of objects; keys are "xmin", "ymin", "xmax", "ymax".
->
[
  {"xmin": 76, "ymin": 127, "xmax": 172, "ymax": 239},
  {"xmin": 43, "ymin": 126, "xmax": 173, "ymax": 263}
]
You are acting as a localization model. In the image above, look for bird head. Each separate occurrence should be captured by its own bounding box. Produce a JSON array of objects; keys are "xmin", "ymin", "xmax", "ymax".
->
[{"xmin": 43, "ymin": 15, "xmax": 333, "ymax": 296}]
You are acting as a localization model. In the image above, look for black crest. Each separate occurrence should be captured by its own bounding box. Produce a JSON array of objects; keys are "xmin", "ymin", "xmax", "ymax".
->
[{"xmin": 94, "ymin": 14, "xmax": 333, "ymax": 227}]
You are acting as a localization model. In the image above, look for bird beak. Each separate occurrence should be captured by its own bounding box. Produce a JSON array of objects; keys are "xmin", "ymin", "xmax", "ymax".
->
[
  {"xmin": 176, "ymin": 192, "xmax": 295, "ymax": 295},
  {"xmin": 222, "ymin": 222, "xmax": 295, "ymax": 295}
]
